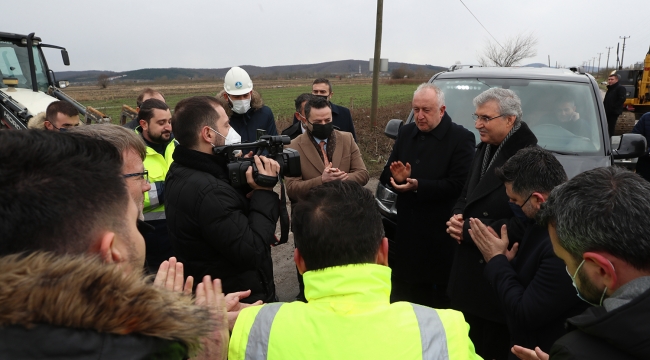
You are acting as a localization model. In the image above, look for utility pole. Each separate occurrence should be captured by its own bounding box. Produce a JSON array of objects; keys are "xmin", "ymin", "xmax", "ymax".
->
[
  {"xmin": 597, "ymin": 53, "xmax": 603, "ymax": 74},
  {"xmin": 605, "ymin": 46, "xmax": 613, "ymax": 74},
  {"xmin": 593, "ymin": 57, "xmax": 597, "ymax": 73},
  {"xmin": 619, "ymin": 36, "xmax": 630, "ymax": 69},
  {"xmin": 370, "ymin": 0, "xmax": 384, "ymax": 127}
]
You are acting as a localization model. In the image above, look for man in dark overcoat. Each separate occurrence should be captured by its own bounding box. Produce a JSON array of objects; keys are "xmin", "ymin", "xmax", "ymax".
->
[
  {"xmin": 446, "ymin": 88, "xmax": 538, "ymax": 360},
  {"xmin": 380, "ymin": 83, "xmax": 475, "ymax": 308}
]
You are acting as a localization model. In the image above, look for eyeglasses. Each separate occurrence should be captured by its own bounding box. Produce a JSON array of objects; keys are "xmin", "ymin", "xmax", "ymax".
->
[
  {"xmin": 123, "ymin": 170, "xmax": 149, "ymax": 183},
  {"xmin": 472, "ymin": 114, "xmax": 506, "ymax": 123}
]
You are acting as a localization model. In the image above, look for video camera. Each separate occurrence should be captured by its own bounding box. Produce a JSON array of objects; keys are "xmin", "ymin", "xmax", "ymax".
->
[{"xmin": 212, "ymin": 132, "xmax": 301, "ymax": 188}]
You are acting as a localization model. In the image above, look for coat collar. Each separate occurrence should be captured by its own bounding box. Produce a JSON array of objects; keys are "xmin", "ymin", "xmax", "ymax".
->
[
  {"xmin": 172, "ymin": 145, "xmax": 229, "ymax": 181},
  {"xmin": 303, "ymin": 263, "xmax": 391, "ymax": 304}
]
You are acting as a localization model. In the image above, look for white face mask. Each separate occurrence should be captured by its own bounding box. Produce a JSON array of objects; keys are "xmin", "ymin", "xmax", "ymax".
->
[
  {"xmin": 209, "ymin": 126, "xmax": 241, "ymax": 146},
  {"xmin": 229, "ymin": 95, "xmax": 251, "ymax": 114}
]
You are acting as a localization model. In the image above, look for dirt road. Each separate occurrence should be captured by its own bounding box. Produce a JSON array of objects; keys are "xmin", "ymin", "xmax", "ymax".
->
[{"xmin": 271, "ymin": 177, "xmax": 380, "ymax": 301}]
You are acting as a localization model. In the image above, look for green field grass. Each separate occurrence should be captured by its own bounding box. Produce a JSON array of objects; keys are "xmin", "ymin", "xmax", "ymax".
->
[{"xmin": 82, "ymin": 83, "xmax": 418, "ymax": 123}]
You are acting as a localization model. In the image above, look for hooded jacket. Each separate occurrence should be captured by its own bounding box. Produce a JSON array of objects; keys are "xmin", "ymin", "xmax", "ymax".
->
[
  {"xmin": 0, "ymin": 252, "xmax": 216, "ymax": 359},
  {"xmin": 217, "ymin": 90, "xmax": 278, "ymax": 142}
]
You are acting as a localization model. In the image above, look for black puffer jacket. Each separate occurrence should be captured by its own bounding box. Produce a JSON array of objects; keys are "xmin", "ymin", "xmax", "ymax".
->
[
  {"xmin": 165, "ymin": 145, "xmax": 279, "ymax": 303},
  {"xmin": 603, "ymin": 81, "xmax": 627, "ymax": 117}
]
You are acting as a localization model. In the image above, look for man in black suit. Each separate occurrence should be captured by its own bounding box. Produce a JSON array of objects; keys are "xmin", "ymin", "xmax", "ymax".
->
[
  {"xmin": 446, "ymin": 88, "xmax": 538, "ymax": 360},
  {"xmin": 603, "ymin": 73, "xmax": 627, "ymax": 138},
  {"xmin": 467, "ymin": 147, "xmax": 587, "ymax": 359},
  {"xmin": 379, "ymin": 83, "xmax": 475, "ymax": 308},
  {"xmin": 288, "ymin": 78, "xmax": 357, "ymax": 141}
]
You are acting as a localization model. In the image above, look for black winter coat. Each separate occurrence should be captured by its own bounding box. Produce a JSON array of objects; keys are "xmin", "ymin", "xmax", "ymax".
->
[
  {"xmin": 632, "ymin": 112, "xmax": 650, "ymax": 181},
  {"xmin": 549, "ymin": 287, "xmax": 650, "ymax": 359},
  {"xmin": 379, "ymin": 114, "xmax": 475, "ymax": 284},
  {"xmin": 449, "ymin": 122, "xmax": 538, "ymax": 323},
  {"xmin": 603, "ymin": 82, "xmax": 627, "ymax": 117},
  {"xmin": 230, "ymin": 105, "xmax": 278, "ymax": 143},
  {"xmin": 165, "ymin": 145, "xmax": 279, "ymax": 303},
  {"xmin": 483, "ymin": 222, "xmax": 588, "ymax": 358}
]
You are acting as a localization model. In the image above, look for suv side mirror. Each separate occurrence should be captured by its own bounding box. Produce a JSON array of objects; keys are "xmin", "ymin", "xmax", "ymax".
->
[
  {"xmin": 384, "ymin": 119, "xmax": 403, "ymax": 140},
  {"xmin": 612, "ymin": 133, "xmax": 647, "ymax": 159},
  {"xmin": 61, "ymin": 50, "xmax": 70, "ymax": 66}
]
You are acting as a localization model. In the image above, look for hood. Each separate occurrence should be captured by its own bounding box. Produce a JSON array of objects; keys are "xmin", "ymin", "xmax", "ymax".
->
[
  {"xmin": 217, "ymin": 89, "xmax": 265, "ymax": 117},
  {"xmin": 0, "ymin": 88, "xmax": 57, "ymax": 116},
  {"xmin": 27, "ymin": 111, "xmax": 46, "ymax": 129},
  {"xmin": 0, "ymin": 252, "xmax": 216, "ymax": 354}
]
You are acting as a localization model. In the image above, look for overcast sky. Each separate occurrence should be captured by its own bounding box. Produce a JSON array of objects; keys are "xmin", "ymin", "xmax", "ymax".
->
[{"xmin": 8, "ymin": 0, "xmax": 649, "ymax": 72}]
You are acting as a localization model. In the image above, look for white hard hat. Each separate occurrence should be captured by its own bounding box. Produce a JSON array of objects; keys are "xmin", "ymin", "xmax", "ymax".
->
[{"xmin": 224, "ymin": 66, "xmax": 253, "ymax": 95}]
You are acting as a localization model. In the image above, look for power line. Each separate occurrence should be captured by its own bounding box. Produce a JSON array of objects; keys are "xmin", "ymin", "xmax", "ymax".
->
[{"xmin": 458, "ymin": 0, "xmax": 505, "ymax": 50}]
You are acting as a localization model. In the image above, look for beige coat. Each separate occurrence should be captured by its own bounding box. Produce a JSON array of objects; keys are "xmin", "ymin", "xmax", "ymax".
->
[{"xmin": 286, "ymin": 130, "xmax": 369, "ymax": 202}]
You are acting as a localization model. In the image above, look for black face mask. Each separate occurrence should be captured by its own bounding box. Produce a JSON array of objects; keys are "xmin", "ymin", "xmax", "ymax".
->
[{"xmin": 310, "ymin": 122, "xmax": 334, "ymax": 139}]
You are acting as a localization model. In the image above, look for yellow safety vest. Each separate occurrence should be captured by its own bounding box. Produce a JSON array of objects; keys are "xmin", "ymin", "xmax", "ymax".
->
[
  {"xmin": 138, "ymin": 129, "xmax": 176, "ymax": 221},
  {"xmin": 229, "ymin": 264, "xmax": 481, "ymax": 360}
]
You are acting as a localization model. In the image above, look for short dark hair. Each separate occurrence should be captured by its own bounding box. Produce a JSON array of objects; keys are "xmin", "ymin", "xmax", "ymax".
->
[
  {"xmin": 608, "ymin": 74, "xmax": 621, "ymax": 80},
  {"xmin": 304, "ymin": 96, "xmax": 331, "ymax": 120},
  {"xmin": 294, "ymin": 93, "xmax": 313, "ymax": 112},
  {"xmin": 45, "ymin": 101, "xmax": 79, "ymax": 122},
  {"xmin": 538, "ymin": 167, "xmax": 650, "ymax": 271},
  {"xmin": 172, "ymin": 96, "xmax": 222, "ymax": 149},
  {"xmin": 495, "ymin": 146, "xmax": 567, "ymax": 196},
  {"xmin": 136, "ymin": 99, "xmax": 169, "ymax": 124},
  {"xmin": 312, "ymin": 78, "xmax": 332, "ymax": 93},
  {"xmin": 0, "ymin": 130, "xmax": 129, "ymax": 256},
  {"xmin": 136, "ymin": 88, "xmax": 165, "ymax": 108},
  {"xmin": 291, "ymin": 181, "xmax": 384, "ymax": 271}
]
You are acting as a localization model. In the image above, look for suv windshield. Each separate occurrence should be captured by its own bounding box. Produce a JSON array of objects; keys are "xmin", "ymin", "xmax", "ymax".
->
[
  {"xmin": 432, "ymin": 78, "xmax": 603, "ymax": 155},
  {"xmin": 0, "ymin": 40, "xmax": 49, "ymax": 92}
]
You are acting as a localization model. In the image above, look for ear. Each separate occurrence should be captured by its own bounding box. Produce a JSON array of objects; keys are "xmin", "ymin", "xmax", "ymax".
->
[
  {"xmin": 583, "ymin": 252, "xmax": 618, "ymax": 291},
  {"xmin": 44, "ymin": 120, "xmax": 54, "ymax": 130},
  {"xmin": 96, "ymin": 231, "xmax": 120, "ymax": 264},
  {"xmin": 294, "ymin": 248, "xmax": 307, "ymax": 274},
  {"xmin": 531, "ymin": 192, "xmax": 547, "ymax": 210},
  {"xmin": 139, "ymin": 119, "xmax": 148, "ymax": 131},
  {"xmin": 200, "ymin": 126, "xmax": 213, "ymax": 144},
  {"xmin": 439, "ymin": 105, "xmax": 446, "ymax": 118},
  {"xmin": 375, "ymin": 237, "xmax": 389, "ymax": 266}
]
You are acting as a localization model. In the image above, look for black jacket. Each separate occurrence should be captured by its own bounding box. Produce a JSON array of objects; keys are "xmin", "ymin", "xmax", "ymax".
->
[
  {"xmin": 632, "ymin": 112, "xmax": 650, "ymax": 181},
  {"xmin": 449, "ymin": 122, "xmax": 538, "ymax": 323},
  {"xmin": 230, "ymin": 105, "xmax": 278, "ymax": 142},
  {"xmin": 165, "ymin": 145, "xmax": 279, "ymax": 303},
  {"xmin": 603, "ymin": 81, "xmax": 627, "ymax": 117},
  {"xmin": 483, "ymin": 222, "xmax": 588, "ymax": 358},
  {"xmin": 379, "ymin": 114, "xmax": 475, "ymax": 284},
  {"xmin": 290, "ymin": 102, "xmax": 357, "ymax": 141},
  {"xmin": 549, "ymin": 286, "xmax": 650, "ymax": 359}
]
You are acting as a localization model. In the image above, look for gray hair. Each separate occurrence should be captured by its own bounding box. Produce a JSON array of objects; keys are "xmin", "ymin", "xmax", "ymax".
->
[
  {"xmin": 414, "ymin": 83, "xmax": 445, "ymax": 107},
  {"xmin": 70, "ymin": 124, "xmax": 147, "ymax": 161},
  {"xmin": 473, "ymin": 88, "xmax": 522, "ymax": 125},
  {"xmin": 538, "ymin": 166, "xmax": 650, "ymax": 271}
]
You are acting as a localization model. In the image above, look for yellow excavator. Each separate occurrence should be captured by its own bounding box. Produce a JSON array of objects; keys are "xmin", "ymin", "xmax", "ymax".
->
[{"xmin": 617, "ymin": 46, "xmax": 650, "ymax": 120}]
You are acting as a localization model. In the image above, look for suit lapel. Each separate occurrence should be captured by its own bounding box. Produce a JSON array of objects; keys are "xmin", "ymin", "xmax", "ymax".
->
[
  {"xmin": 331, "ymin": 131, "xmax": 343, "ymax": 169},
  {"xmin": 465, "ymin": 144, "xmax": 506, "ymax": 208},
  {"xmin": 299, "ymin": 134, "xmax": 325, "ymax": 174}
]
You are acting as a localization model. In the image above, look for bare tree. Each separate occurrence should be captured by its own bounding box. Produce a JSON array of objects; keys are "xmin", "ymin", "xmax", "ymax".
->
[
  {"xmin": 97, "ymin": 74, "xmax": 110, "ymax": 89},
  {"xmin": 478, "ymin": 33, "xmax": 538, "ymax": 67}
]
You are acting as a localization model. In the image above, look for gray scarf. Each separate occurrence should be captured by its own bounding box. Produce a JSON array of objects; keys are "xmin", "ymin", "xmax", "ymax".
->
[{"xmin": 480, "ymin": 122, "xmax": 521, "ymax": 179}]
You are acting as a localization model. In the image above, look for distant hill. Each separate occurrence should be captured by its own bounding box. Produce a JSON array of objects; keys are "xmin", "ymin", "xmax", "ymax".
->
[{"xmin": 56, "ymin": 60, "xmax": 447, "ymax": 83}]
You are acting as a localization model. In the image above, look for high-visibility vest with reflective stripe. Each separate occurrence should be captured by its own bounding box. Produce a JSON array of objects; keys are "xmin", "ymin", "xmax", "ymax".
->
[
  {"xmin": 141, "ymin": 137, "xmax": 176, "ymax": 219},
  {"xmin": 229, "ymin": 264, "xmax": 481, "ymax": 360}
]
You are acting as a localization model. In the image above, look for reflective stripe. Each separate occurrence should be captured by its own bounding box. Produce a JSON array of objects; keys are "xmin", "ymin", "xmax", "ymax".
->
[
  {"xmin": 143, "ymin": 211, "xmax": 166, "ymax": 221},
  {"xmin": 148, "ymin": 182, "xmax": 159, "ymax": 207},
  {"xmin": 411, "ymin": 303, "xmax": 449, "ymax": 360},
  {"xmin": 244, "ymin": 303, "xmax": 283, "ymax": 360}
]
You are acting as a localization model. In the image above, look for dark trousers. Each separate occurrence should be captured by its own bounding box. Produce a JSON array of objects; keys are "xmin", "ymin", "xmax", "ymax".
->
[
  {"xmin": 464, "ymin": 312, "xmax": 511, "ymax": 360},
  {"xmin": 390, "ymin": 278, "xmax": 450, "ymax": 309},
  {"xmin": 143, "ymin": 219, "xmax": 173, "ymax": 274},
  {"xmin": 607, "ymin": 114, "xmax": 619, "ymax": 137}
]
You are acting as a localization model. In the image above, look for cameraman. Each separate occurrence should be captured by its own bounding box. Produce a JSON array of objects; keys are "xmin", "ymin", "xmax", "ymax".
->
[{"xmin": 165, "ymin": 96, "xmax": 280, "ymax": 303}]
